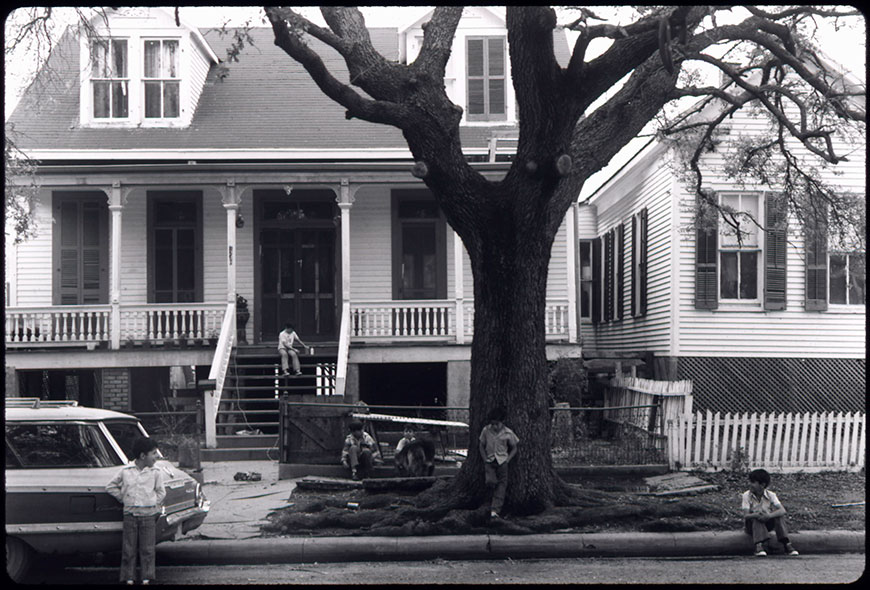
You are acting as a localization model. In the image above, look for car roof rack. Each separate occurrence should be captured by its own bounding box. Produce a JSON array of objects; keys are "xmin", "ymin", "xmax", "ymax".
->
[{"xmin": 6, "ymin": 398, "xmax": 79, "ymax": 409}]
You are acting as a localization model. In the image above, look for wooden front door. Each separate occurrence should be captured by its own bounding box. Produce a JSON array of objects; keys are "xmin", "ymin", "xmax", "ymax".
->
[{"xmin": 256, "ymin": 191, "xmax": 337, "ymax": 343}]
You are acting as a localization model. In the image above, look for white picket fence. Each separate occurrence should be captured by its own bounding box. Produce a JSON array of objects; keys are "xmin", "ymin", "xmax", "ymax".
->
[{"xmin": 667, "ymin": 410, "xmax": 866, "ymax": 473}]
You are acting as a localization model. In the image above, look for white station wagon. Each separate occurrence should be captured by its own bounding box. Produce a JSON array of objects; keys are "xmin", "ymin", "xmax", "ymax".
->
[{"xmin": 5, "ymin": 399, "xmax": 209, "ymax": 582}]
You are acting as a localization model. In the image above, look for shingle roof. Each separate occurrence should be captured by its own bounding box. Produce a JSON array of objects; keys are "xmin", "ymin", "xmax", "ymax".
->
[{"xmin": 7, "ymin": 25, "xmax": 570, "ymax": 157}]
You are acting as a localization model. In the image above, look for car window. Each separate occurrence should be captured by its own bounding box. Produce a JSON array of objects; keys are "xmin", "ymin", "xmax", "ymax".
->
[
  {"xmin": 5, "ymin": 422, "xmax": 124, "ymax": 469},
  {"xmin": 104, "ymin": 421, "xmax": 148, "ymax": 460}
]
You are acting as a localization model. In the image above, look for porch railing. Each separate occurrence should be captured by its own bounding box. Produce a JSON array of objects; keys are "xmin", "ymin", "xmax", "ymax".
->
[
  {"xmin": 5, "ymin": 303, "xmax": 226, "ymax": 348},
  {"xmin": 349, "ymin": 299, "xmax": 573, "ymax": 342},
  {"xmin": 5, "ymin": 305, "xmax": 111, "ymax": 347},
  {"xmin": 204, "ymin": 302, "xmax": 236, "ymax": 448},
  {"xmin": 119, "ymin": 303, "xmax": 225, "ymax": 342}
]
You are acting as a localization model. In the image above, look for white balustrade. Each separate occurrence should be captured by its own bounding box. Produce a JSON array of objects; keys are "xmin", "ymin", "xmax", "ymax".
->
[
  {"xmin": 349, "ymin": 299, "xmax": 571, "ymax": 342},
  {"xmin": 5, "ymin": 306, "xmax": 111, "ymax": 346},
  {"xmin": 119, "ymin": 303, "xmax": 225, "ymax": 342}
]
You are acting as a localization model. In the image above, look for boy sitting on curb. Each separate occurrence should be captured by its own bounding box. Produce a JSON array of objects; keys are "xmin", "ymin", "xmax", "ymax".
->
[
  {"xmin": 341, "ymin": 421, "xmax": 381, "ymax": 480},
  {"xmin": 742, "ymin": 468, "xmax": 799, "ymax": 556}
]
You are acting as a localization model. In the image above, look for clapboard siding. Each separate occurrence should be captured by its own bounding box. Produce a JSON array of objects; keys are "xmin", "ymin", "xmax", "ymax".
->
[
  {"xmin": 201, "ymin": 188, "xmax": 226, "ymax": 303},
  {"xmin": 349, "ymin": 186, "xmax": 394, "ymax": 301},
  {"xmin": 187, "ymin": 40, "xmax": 212, "ymax": 118},
  {"xmin": 13, "ymin": 189, "xmax": 54, "ymax": 306},
  {"xmin": 120, "ymin": 190, "xmax": 147, "ymax": 303},
  {"xmin": 672, "ymin": 105, "xmax": 866, "ymax": 359},
  {"xmin": 585, "ymin": 149, "xmax": 675, "ymax": 353}
]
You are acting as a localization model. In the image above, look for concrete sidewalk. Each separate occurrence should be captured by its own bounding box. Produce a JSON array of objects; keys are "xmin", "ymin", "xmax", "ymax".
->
[{"xmin": 168, "ymin": 461, "xmax": 864, "ymax": 562}]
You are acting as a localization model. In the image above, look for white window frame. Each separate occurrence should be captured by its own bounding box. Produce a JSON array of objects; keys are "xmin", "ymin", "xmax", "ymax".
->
[
  {"xmin": 142, "ymin": 38, "xmax": 182, "ymax": 120},
  {"xmin": 89, "ymin": 37, "xmax": 130, "ymax": 121},
  {"xmin": 465, "ymin": 36, "xmax": 507, "ymax": 122},
  {"xmin": 828, "ymin": 251, "xmax": 866, "ymax": 307},
  {"xmin": 718, "ymin": 192, "xmax": 763, "ymax": 304}
]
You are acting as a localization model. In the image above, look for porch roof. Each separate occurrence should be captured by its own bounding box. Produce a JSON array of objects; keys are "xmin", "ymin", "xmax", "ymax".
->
[{"xmin": 7, "ymin": 26, "xmax": 568, "ymax": 158}]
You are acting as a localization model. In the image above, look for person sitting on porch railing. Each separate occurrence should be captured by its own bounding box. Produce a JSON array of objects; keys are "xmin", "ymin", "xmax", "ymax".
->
[
  {"xmin": 278, "ymin": 323, "xmax": 309, "ymax": 376},
  {"xmin": 341, "ymin": 421, "xmax": 381, "ymax": 480}
]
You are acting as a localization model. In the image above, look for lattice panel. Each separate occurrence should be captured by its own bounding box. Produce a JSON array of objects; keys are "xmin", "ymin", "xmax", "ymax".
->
[{"xmin": 677, "ymin": 357, "xmax": 866, "ymax": 414}]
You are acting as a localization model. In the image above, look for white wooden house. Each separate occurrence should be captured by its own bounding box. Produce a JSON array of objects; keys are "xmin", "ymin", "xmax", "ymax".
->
[
  {"xmin": 576, "ymin": 85, "xmax": 866, "ymax": 414},
  {"xmin": 4, "ymin": 7, "xmax": 581, "ymax": 450}
]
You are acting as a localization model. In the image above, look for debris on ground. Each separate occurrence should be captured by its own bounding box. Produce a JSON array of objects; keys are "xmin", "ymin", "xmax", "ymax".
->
[{"xmin": 639, "ymin": 472, "xmax": 719, "ymax": 496}]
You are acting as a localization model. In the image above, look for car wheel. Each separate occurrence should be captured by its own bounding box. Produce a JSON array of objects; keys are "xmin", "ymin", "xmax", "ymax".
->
[{"xmin": 6, "ymin": 536, "xmax": 33, "ymax": 583}]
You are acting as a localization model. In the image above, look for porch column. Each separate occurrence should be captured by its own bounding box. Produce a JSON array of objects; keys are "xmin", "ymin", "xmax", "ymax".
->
[
  {"xmin": 108, "ymin": 182, "xmax": 124, "ymax": 349},
  {"xmin": 222, "ymin": 180, "xmax": 239, "ymax": 304},
  {"xmin": 566, "ymin": 202, "xmax": 578, "ymax": 343},
  {"xmin": 338, "ymin": 179, "xmax": 354, "ymax": 304},
  {"xmin": 453, "ymin": 229, "xmax": 465, "ymax": 344}
]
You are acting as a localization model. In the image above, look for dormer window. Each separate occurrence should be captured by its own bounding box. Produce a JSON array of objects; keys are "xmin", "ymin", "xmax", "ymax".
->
[
  {"xmin": 91, "ymin": 38, "xmax": 129, "ymax": 119},
  {"xmin": 466, "ymin": 36, "xmax": 506, "ymax": 121},
  {"xmin": 143, "ymin": 39, "xmax": 180, "ymax": 119}
]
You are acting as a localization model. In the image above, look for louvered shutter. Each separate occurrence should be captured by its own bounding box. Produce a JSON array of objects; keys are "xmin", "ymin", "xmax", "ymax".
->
[
  {"xmin": 639, "ymin": 208, "xmax": 648, "ymax": 316},
  {"xmin": 604, "ymin": 230, "xmax": 613, "ymax": 322},
  {"xmin": 487, "ymin": 38, "xmax": 505, "ymax": 116},
  {"xmin": 616, "ymin": 223, "xmax": 625, "ymax": 320},
  {"xmin": 763, "ymin": 193, "xmax": 787, "ymax": 310},
  {"xmin": 591, "ymin": 237, "xmax": 601, "ymax": 324},
  {"xmin": 805, "ymin": 205, "xmax": 828, "ymax": 311},
  {"xmin": 53, "ymin": 193, "xmax": 108, "ymax": 305},
  {"xmin": 467, "ymin": 39, "xmax": 484, "ymax": 116},
  {"xmin": 631, "ymin": 215, "xmax": 637, "ymax": 316},
  {"xmin": 695, "ymin": 200, "xmax": 718, "ymax": 310}
]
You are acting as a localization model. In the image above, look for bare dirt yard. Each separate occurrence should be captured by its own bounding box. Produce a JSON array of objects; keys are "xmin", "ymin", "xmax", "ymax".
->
[{"xmin": 262, "ymin": 470, "xmax": 864, "ymax": 537}]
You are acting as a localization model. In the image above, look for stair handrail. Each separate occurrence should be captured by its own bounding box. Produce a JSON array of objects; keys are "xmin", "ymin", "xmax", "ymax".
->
[
  {"xmin": 335, "ymin": 300, "xmax": 351, "ymax": 396},
  {"xmin": 204, "ymin": 301, "xmax": 236, "ymax": 448}
]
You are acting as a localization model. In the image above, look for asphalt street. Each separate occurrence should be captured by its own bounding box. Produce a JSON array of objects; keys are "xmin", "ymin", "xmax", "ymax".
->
[{"xmin": 28, "ymin": 554, "xmax": 866, "ymax": 585}]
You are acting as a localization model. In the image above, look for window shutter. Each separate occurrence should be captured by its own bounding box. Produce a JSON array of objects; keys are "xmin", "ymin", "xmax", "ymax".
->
[
  {"xmin": 616, "ymin": 223, "xmax": 625, "ymax": 320},
  {"xmin": 695, "ymin": 201, "xmax": 718, "ymax": 310},
  {"xmin": 591, "ymin": 237, "xmax": 601, "ymax": 324},
  {"xmin": 604, "ymin": 230, "xmax": 613, "ymax": 322},
  {"xmin": 763, "ymin": 193, "xmax": 787, "ymax": 310},
  {"xmin": 487, "ymin": 38, "xmax": 505, "ymax": 115},
  {"xmin": 631, "ymin": 215, "xmax": 637, "ymax": 317},
  {"xmin": 466, "ymin": 39, "xmax": 484, "ymax": 116},
  {"xmin": 639, "ymin": 208, "xmax": 648, "ymax": 316},
  {"xmin": 805, "ymin": 205, "xmax": 828, "ymax": 311}
]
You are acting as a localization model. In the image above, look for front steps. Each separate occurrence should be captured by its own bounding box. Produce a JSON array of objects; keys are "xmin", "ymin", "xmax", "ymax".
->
[{"xmin": 201, "ymin": 343, "xmax": 339, "ymax": 461}]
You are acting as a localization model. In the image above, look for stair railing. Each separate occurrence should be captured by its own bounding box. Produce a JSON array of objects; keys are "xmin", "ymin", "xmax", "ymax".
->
[
  {"xmin": 203, "ymin": 301, "xmax": 236, "ymax": 448},
  {"xmin": 335, "ymin": 301, "xmax": 351, "ymax": 396}
]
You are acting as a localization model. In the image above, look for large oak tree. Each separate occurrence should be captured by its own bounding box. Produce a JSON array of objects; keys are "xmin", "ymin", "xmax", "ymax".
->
[{"xmin": 261, "ymin": 5, "xmax": 864, "ymax": 515}]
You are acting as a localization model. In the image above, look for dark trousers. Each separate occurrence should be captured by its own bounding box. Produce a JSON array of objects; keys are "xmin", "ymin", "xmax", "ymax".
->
[
  {"xmin": 347, "ymin": 446, "xmax": 374, "ymax": 477},
  {"xmin": 744, "ymin": 516, "xmax": 790, "ymax": 545},
  {"xmin": 120, "ymin": 513, "xmax": 157, "ymax": 582},
  {"xmin": 484, "ymin": 460, "xmax": 509, "ymax": 513}
]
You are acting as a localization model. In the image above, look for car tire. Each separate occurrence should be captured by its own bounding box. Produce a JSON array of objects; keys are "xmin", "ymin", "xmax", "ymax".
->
[{"xmin": 6, "ymin": 536, "xmax": 33, "ymax": 583}]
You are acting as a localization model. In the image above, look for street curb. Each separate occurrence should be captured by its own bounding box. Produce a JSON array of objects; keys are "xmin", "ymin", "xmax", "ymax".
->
[{"xmin": 157, "ymin": 530, "xmax": 864, "ymax": 564}]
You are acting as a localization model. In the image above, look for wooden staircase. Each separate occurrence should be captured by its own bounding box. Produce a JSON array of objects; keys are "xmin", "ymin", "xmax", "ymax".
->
[{"xmin": 201, "ymin": 343, "xmax": 339, "ymax": 461}]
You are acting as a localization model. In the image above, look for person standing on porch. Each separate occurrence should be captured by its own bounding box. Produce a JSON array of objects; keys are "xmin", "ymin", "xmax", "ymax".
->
[{"xmin": 278, "ymin": 323, "xmax": 309, "ymax": 376}]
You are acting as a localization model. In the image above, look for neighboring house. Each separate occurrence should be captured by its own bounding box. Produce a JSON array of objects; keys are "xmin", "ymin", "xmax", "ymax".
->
[
  {"xmin": 576, "ymin": 84, "xmax": 866, "ymax": 414},
  {"xmin": 4, "ymin": 7, "xmax": 580, "ymax": 447}
]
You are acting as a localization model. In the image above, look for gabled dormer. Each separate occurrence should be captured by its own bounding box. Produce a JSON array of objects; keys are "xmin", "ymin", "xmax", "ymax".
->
[
  {"xmin": 78, "ymin": 7, "xmax": 218, "ymax": 128},
  {"xmin": 401, "ymin": 7, "xmax": 514, "ymax": 125}
]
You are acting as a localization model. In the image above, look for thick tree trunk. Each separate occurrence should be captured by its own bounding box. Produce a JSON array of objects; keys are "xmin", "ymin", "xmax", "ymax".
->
[{"xmin": 448, "ymin": 189, "xmax": 559, "ymax": 516}]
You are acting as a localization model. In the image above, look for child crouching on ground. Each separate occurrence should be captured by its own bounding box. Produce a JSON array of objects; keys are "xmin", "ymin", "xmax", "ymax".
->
[
  {"xmin": 106, "ymin": 436, "xmax": 166, "ymax": 585},
  {"xmin": 742, "ymin": 468, "xmax": 799, "ymax": 556}
]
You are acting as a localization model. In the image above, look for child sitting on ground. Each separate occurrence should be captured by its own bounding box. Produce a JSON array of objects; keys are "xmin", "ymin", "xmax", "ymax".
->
[
  {"xmin": 395, "ymin": 425, "xmax": 416, "ymax": 456},
  {"xmin": 742, "ymin": 468, "xmax": 799, "ymax": 556},
  {"xmin": 340, "ymin": 421, "xmax": 381, "ymax": 480}
]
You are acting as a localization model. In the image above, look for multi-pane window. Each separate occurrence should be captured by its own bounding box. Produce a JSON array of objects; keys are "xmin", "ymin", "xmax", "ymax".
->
[
  {"xmin": 579, "ymin": 241, "xmax": 593, "ymax": 319},
  {"xmin": 149, "ymin": 193, "xmax": 201, "ymax": 303},
  {"xmin": 719, "ymin": 193, "xmax": 760, "ymax": 301},
  {"xmin": 143, "ymin": 39, "xmax": 180, "ymax": 118},
  {"xmin": 829, "ymin": 252, "xmax": 865, "ymax": 305},
  {"xmin": 466, "ymin": 37, "xmax": 506, "ymax": 121},
  {"xmin": 91, "ymin": 38, "xmax": 128, "ymax": 118}
]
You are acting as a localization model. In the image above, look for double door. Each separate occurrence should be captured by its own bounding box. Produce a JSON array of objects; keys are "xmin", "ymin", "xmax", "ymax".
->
[{"xmin": 259, "ymin": 228, "xmax": 335, "ymax": 342}]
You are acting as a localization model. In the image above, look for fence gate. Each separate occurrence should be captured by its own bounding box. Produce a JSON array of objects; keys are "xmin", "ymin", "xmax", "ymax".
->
[{"xmin": 279, "ymin": 396, "xmax": 349, "ymax": 464}]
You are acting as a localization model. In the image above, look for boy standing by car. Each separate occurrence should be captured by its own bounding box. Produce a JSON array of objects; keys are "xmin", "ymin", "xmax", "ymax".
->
[
  {"xmin": 478, "ymin": 407, "xmax": 519, "ymax": 519},
  {"xmin": 742, "ymin": 468, "xmax": 799, "ymax": 556},
  {"xmin": 106, "ymin": 437, "xmax": 166, "ymax": 585}
]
